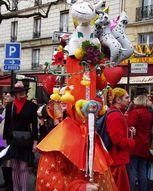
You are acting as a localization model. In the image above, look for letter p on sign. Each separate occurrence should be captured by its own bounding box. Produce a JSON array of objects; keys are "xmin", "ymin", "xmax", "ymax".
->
[
  {"xmin": 9, "ymin": 46, "xmax": 16, "ymax": 57},
  {"xmin": 5, "ymin": 43, "xmax": 21, "ymax": 59}
]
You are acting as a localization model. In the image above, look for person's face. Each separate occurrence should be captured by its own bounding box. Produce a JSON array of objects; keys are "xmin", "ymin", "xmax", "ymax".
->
[
  {"xmin": 120, "ymin": 93, "xmax": 130, "ymax": 108},
  {"xmin": 5, "ymin": 93, "xmax": 14, "ymax": 103},
  {"xmin": 117, "ymin": 93, "xmax": 130, "ymax": 108},
  {"xmin": 15, "ymin": 91, "xmax": 26, "ymax": 100}
]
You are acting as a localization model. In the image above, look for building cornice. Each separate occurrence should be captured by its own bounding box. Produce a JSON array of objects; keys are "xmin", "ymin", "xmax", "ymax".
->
[
  {"xmin": 128, "ymin": 18, "xmax": 153, "ymax": 27},
  {"xmin": 0, "ymin": 36, "xmax": 60, "ymax": 49},
  {"xmin": 21, "ymin": 37, "xmax": 58, "ymax": 49}
]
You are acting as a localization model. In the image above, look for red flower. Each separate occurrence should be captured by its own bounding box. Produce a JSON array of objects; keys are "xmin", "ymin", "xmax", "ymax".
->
[{"xmin": 53, "ymin": 51, "xmax": 64, "ymax": 65}]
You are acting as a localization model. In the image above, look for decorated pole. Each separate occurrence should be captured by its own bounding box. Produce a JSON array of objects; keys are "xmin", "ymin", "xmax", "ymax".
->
[{"xmin": 66, "ymin": 0, "xmax": 105, "ymax": 181}]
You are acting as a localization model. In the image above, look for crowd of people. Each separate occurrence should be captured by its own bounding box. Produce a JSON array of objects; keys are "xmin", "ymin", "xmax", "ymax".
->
[{"xmin": 0, "ymin": 82, "xmax": 152, "ymax": 191}]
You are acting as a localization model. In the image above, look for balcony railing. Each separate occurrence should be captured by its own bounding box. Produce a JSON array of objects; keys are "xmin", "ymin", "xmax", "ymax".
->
[
  {"xmin": 136, "ymin": 5, "xmax": 153, "ymax": 21},
  {"xmin": 33, "ymin": 32, "xmax": 40, "ymax": 38}
]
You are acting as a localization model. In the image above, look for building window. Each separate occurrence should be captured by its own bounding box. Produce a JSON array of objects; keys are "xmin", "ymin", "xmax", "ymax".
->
[
  {"xmin": 33, "ymin": 17, "xmax": 41, "ymax": 38},
  {"xmin": 11, "ymin": 21, "xmax": 18, "ymax": 42},
  {"xmin": 136, "ymin": 0, "xmax": 153, "ymax": 21},
  {"xmin": 34, "ymin": 0, "xmax": 42, "ymax": 6},
  {"xmin": 142, "ymin": 0, "xmax": 153, "ymax": 7},
  {"xmin": 139, "ymin": 33, "xmax": 153, "ymax": 48},
  {"xmin": 32, "ymin": 49, "xmax": 40, "ymax": 69},
  {"xmin": 60, "ymin": 11, "xmax": 69, "ymax": 32}
]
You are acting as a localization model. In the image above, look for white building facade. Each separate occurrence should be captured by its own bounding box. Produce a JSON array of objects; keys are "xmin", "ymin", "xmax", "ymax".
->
[{"xmin": 0, "ymin": 0, "xmax": 120, "ymax": 73}]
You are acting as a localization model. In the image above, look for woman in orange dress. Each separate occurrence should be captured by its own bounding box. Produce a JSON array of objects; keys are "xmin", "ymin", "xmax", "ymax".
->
[{"xmin": 36, "ymin": 100, "xmax": 118, "ymax": 191}]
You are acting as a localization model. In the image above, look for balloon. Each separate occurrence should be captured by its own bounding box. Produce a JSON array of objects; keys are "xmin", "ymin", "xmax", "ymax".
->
[
  {"xmin": 94, "ymin": 11, "xmax": 144, "ymax": 66},
  {"xmin": 68, "ymin": 0, "xmax": 104, "ymax": 56},
  {"xmin": 111, "ymin": 11, "xmax": 145, "ymax": 65},
  {"xmin": 110, "ymin": 11, "xmax": 133, "ymax": 64},
  {"xmin": 42, "ymin": 75, "xmax": 56, "ymax": 95},
  {"xmin": 103, "ymin": 67, "xmax": 123, "ymax": 88},
  {"xmin": 94, "ymin": 12, "xmax": 123, "ymax": 66}
]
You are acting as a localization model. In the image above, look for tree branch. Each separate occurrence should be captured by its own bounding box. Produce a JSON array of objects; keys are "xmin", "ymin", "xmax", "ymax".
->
[
  {"xmin": 0, "ymin": 0, "xmax": 61, "ymax": 23},
  {"xmin": 0, "ymin": 0, "xmax": 11, "ymax": 11}
]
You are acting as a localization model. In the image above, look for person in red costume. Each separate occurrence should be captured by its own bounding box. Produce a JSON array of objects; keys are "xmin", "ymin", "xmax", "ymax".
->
[
  {"xmin": 127, "ymin": 94, "xmax": 153, "ymax": 191},
  {"xmin": 106, "ymin": 87, "xmax": 135, "ymax": 191},
  {"xmin": 36, "ymin": 100, "xmax": 118, "ymax": 191}
]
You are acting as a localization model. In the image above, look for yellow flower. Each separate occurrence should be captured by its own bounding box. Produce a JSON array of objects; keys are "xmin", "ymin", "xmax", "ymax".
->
[{"xmin": 74, "ymin": 48, "xmax": 84, "ymax": 59}]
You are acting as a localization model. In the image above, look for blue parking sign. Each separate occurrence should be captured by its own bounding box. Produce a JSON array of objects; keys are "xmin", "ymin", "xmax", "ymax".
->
[
  {"xmin": 4, "ymin": 43, "xmax": 21, "ymax": 71},
  {"xmin": 5, "ymin": 43, "xmax": 21, "ymax": 59}
]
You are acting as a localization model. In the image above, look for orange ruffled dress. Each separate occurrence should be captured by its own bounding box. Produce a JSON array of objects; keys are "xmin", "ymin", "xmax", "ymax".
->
[{"xmin": 36, "ymin": 117, "xmax": 118, "ymax": 191}]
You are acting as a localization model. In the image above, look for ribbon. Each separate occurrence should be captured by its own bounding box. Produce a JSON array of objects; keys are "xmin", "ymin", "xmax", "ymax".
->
[
  {"xmin": 110, "ymin": 16, "xmax": 120, "ymax": 31},
  {"xmin": 88, "ymin": 113, "xmax": 95, "ymax": 182}
]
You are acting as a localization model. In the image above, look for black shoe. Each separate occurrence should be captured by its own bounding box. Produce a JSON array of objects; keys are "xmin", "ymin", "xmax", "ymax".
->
[{"xmin": 0, "ymin": 182, "xmax": 7, "ymax": 188}]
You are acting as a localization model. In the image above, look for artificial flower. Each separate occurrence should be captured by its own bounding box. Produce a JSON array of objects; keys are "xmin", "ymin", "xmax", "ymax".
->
[
  {"xmin": 80, "ymin": 40, "xmax": 104, "ymax": 66},
  {"xmin": 53, "ymin": 51, "xmax": 64, "ymax": 65},
  {"xmin": 74, "ymin": 48, "xmax": 84, "ymax": 59}
]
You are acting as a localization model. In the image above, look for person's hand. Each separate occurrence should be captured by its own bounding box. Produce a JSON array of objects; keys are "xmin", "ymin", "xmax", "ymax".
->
[
  {"xmin": 38, "ymin": 118, "xmax": 45, "ymax": 126},
  {"xmin": 32, "ymin": 141, "xmax": 37, "ymax": 152},
  {"xmin": 86, "ymin": 183, "xmax": 99, "ymax": 191},
  {"xmin": 129, "ymin": 126, "xmax": 136, "ymax": 138}
]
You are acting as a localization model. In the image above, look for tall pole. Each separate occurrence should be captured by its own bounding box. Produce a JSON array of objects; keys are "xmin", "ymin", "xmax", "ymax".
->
[{"xmin": 11, "ymin": 70, "xmax": 16, "ymax": 91}]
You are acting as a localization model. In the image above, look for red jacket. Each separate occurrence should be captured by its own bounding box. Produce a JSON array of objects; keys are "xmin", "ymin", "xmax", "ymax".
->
[
  {"xmin": 106, "ymin": 105, "xmax": 135, "ymax": 166},
  {"xmin": 128, "ymin": 105, "xmax": 153, "ymax": 158}
]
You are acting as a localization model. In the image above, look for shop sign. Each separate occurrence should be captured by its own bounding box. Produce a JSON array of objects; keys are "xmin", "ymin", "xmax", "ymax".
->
[
  {"xmin": 4, "ymin": 43, "xmax": 21, "ymax": 70},
  {"xmin": 131, "ymin": 63, "xmax": 148, "ymax": 74},
  {"xmin": 119, "ymin": 76, "xmax": 153, "ymax": 84}
]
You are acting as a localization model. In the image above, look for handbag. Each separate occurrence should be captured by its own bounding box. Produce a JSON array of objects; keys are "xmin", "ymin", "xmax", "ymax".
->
[
  {"xmin": 12, "ymin": 131, "xmax": 33, "ymax": 147},
  {"xmin": 11, "ymin": 103, "xmax": 33, "ymax": 147}
]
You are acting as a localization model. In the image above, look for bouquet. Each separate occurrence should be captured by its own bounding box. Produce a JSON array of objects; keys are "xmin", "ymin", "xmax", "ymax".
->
[{"xmin": 74, "ymin": 40, "xmax": 104, "ymax": 66}]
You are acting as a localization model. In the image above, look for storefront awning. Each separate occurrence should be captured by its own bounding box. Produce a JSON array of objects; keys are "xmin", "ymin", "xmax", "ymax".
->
[
  {"xmin": 0, "ymin": 73, "xmax": 54, "ymax": 87},
  {"xmin": 0, "ymin": 75, "xmax": 11, "ymax": 86}
]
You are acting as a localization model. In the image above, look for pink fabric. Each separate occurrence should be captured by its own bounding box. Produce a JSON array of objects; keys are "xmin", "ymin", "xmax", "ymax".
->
[
  {"xmin": 12, "ymin": 159, "xmax": 29, "ymax": 191},
  {"xmin": 110, "ymin": 16, "xmax": 120, "ymax": 31}
]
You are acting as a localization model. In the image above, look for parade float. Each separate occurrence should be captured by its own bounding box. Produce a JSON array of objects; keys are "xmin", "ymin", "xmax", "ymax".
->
[{"xmin": 35, "ymin": 0, "xmax": 141, "ymax": 190}]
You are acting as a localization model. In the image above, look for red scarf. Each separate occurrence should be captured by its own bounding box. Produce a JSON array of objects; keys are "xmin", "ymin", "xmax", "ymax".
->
[{"xmin": 14, "ymin": 97, "xmax": 27, "ymax": 114}]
